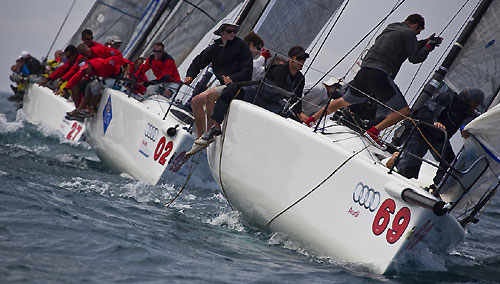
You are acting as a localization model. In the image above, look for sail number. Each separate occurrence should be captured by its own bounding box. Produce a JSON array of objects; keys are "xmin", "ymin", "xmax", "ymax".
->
[
  {"xmin": 154, "ymin": 136, "xmax": 173, "ymax": 165},
  {"xmin": 67, "ymin": 122, "xmax": 83, "ymax": 141},
  {"xmin": 372, "ymin": 198, "xmax": 411, "ymax": 244}
]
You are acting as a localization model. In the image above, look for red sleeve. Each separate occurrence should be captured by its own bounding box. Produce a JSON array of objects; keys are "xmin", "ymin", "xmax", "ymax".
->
[
  {"xmin": 48, "ymin": 62, "xmax": 71, "ymax": 80},
  {"xmin": 162, "ymin": 59, "xmax": 181, "ymax": 83},
  {"xmin": 61, "ymin": 63, "xmax": 80, "ymax": 81},
  {"xmin": 65, "ymin": 67, "xmax": 86, "ymax": 90}
]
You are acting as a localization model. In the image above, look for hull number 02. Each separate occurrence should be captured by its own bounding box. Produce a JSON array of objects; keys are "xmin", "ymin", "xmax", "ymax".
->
[{"xmin": 154, "ymin": 136, "xmax": 173, "ymax": 165}]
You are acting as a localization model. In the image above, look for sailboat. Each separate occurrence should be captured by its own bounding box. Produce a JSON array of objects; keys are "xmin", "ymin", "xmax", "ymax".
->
[
  {"xmin": 23, "ymin": 0, "xmax": 244, "ymax": 184},
  {"xmin": 21, "ymin": 0, "xmax": 163, "ymax": 142},
  {"xmin": 203, "ymin": 0, "xmax": 500, "ymax": 274}
]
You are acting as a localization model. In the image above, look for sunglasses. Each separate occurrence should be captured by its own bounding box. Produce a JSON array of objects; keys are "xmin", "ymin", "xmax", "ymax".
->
[
  {"xmin": 83, "ymin": 37, "xmax": 93, "ymax": 41},
  {"xmin": 254, "ymin": 45, "xmax": 262, "ymax": 51},
  {"xmin": 295, "ymin": 56, "xmax": 307, "ymax": 61},
  {"xmin": 153, "ymin": 50, "xmax": 163, "ymax": 53},
  {"xmin": 224, "ymin": 29, "xmax": 237, "ymax": 34}
]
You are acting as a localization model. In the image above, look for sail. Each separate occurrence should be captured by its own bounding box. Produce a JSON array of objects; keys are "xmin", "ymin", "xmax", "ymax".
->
[
  {"xmin": 67, "ymin": 0, "xmax": 165, "ymax": 52},
  {"xmin": 439, "ymin": 104, "xmax": 500, "ymax": 213},
  {"xmin": 133, "ymin": 0, "xmax": 243, "ymax": 66},
  {"xmin": 252, "ymin": 0, "xmax": 344, "ymax": 56},
  {"xmin": 443, "ymin": 0, "xmax": 500, "ymax": 111}
]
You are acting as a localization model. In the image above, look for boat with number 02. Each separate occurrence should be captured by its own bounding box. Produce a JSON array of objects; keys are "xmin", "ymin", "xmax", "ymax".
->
[{"xmin": 206, "ymin": 0, "xmax": 500, "ymax": 274}]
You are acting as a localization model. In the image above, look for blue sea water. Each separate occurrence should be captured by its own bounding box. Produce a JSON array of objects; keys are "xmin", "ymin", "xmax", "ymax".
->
[{"xmin": 1, "ymin": 90, "xmax": 500, "ymax": 283}]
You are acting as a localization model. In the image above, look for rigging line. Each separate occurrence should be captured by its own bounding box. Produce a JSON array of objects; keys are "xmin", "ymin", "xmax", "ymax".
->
[
  {"xmin": 302, "ymin": 0, "xmax": 407, "ymax": 99},
  {"xmin": 304, "ymin": 0, "xmax": 351, "ymax": 76},
  {"xmin": 184, "ymin": 0, "xmax": 216, "ymax": 22},
  {"xmin": 98, "ymin": 1, "xmax": 142, "ymax": 20},
  {"xmin": 45, "ymin": 0, "xmax": 77, "ymax": 61},
  {"xmin": 409, "ymin": 0, "xmax": 478, "ymax": 106},
  {"xmin": 259, "ymin": 143, "xmax": 371, "ymax": 231},
  {"xmin": 344, "ymin": 0, "xmax": 403, "ymax": 79},
  {"xmin": 159, "ymin": 0, "xmax": 208, "ymax": 44},
  {"xmin": 403, "ymin": 0, "xmax": 472, "ymax": 98},
  {"xmin": 165, "ymin": 151, "xmax": 202, "ymax": 207}
]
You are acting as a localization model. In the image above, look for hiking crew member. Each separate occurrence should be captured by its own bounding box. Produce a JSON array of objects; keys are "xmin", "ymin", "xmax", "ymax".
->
[
  {"xmin": 183, "ymin": 19, "xmax": 253, "ymax": 154},
  {"xmin": 305, "ymin": 14, "xmax": 442, "ymax": 150},
  {"xmin": 39, "ymin": 45, "xmax": 79, "ymax": 87},
  {"xmin": 189, "ymin": 30, "xmax": 264, "ymax": 139},
  {"xmin": 395, "ymin": 88, "xmax": 484, "ymax": 190},
  {"xmin": 242, "ymin": 46, "xmax": 309, "ymax": 122},
  {"xmin": 138, "ymin": 42, "xmax": 181, "ymax": 98}
]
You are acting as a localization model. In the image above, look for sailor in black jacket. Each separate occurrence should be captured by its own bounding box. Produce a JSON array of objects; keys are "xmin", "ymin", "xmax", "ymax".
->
[
  {"xmin": 396, "ymin": 88, "xmax": 484, "ymax": 187},
  {"xmin": 184, "ymin": 20, "xmax": 253, "ymax": 87}
]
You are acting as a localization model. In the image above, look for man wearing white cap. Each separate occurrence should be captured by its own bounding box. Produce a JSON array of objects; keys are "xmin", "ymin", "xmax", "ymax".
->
[
  {"xmin": 105, "ymin": 36, "xmax": 123, "ymax": 50},
  {"xmin": 301, "ymin": 77, "xmax": 342, "ymax": 116}
]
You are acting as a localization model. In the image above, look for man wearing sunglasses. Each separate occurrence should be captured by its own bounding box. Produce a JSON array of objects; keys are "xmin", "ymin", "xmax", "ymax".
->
[
  {"xmin": 138, "ymin": 42, "xmax": 181, "ymax": 98},
  {"xmin": 183, "ymin": 19, "xmax": 253, "ymax": 153}
]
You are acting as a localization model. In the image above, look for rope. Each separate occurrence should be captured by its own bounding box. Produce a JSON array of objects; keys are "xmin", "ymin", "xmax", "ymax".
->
[
  {"xmin": 44, "ymin": 0, "xmax": 77, "ymax": 61},
  {"xmin": 344, "ymin": 0, "xmax": 403, "ymax": 79},
  {"xmin": 403, "ymin": 0, "xmax": 472, "ymax": 98},
  {"xmin": 259, "ymin": 142, "xmax": 372, "ymax": 230},
  {"xmin": 302, "ymin": 0, "xmax": 407, "ymax": 99},
  {"xmin": 165, "ymin": 151, "xmax": 202, "ymax": 207},
  {"xmin": 409, "ymin": 0, "xmax": 479, "ymax": 106},
  {"xmin": 304, "ymin": 0, "xmax": 350, "ymax": 75}
]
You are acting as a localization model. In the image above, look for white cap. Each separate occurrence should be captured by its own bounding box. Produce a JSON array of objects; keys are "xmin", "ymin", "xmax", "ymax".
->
[
  {"xmin": 107, "ymin": 35, "xmax": 122, "ymax": 44},
  {"xmin": 18, "ymin": 50, "xmax": 31, "ymax": 59},
  {"xmin": 214, "ymin": 18, "xmax": 239, "ymax": 35},
  {"xmin": 323, "ymin": 77, "xmax": 342, "ymax": 86}
]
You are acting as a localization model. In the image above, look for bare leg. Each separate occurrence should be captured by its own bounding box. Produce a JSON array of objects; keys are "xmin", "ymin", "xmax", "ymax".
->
[
  {"xmin": 374, "ymin": 106, "xmax": 410, "ymax": 132},
  {"xmin": 205, "ymin": 89, "xmax": 219, "ymax": 131},
  {"xmin": 312, "ymin": 97, "xmax": 351, "ymax": 121},
  {"xmin": 191, "ymin": 91, "xmax": 209, "ymax": 138}
]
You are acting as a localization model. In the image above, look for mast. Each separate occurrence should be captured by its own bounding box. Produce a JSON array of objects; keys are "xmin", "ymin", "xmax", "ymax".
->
[{"xmin": 412, "ymin": 0, "xmax": 494, "ymax": 110}]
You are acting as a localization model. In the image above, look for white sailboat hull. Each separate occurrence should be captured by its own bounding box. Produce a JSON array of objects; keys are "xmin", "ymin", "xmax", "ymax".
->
[
  {"xmin": 207, "ymin": 100, "xmax": 465, "ymax": 274},
  {"xmin": 22, "ymin": 84, "xmax": 85, "ymax": 141},
  {"xmin": 85, "ymin": 88, "xmax": 212, "ymax": 185}
]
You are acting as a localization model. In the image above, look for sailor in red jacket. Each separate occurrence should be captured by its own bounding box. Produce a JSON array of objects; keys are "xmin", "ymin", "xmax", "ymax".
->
[
  {"xmin": 64, "ymin": 55, "xmax": 125, "ymax": 120},
  {"xmin": 39, "ymin": 45, "xmax": 79, "ymax": 88},
  {"xmin": 127, "ymin": 57, "xmax": 148, "ymax": 95},
  {"xmin": 138, "ymin": 42, "xmax": 181, "ymax": 97}
]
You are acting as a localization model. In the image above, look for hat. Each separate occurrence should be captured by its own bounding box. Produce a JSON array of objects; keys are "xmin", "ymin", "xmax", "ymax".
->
[
  {"xmin": 323, "ymin": 77, "xmax": 342, "ymax": 86},
  {"xmin": 18, "ymin": 50, "xmax": 31, "ymax": 59},
  {"xmin": 214, "ymin": 19, "xmax": 239, "ymax": 35},
  {"xmin": 461, "ymin": 88, "xmax": 485, "ymax": 106},
  {"xmin": 107, "ymin": 35, "xmax": 122, "ymax": 44},
  {"xmin": 288, "ymin": 46, "xmax": 309, "ymax": 60}
]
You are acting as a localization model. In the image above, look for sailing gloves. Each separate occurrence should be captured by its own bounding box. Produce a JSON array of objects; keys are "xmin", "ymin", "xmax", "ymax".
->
[
  {"xmin": 305, "ymin": 116, "xmax": 316, "ymax": 127},
  {"xmin": 425, "ymin": 33, "xmax": 443, "ymax": 52}
]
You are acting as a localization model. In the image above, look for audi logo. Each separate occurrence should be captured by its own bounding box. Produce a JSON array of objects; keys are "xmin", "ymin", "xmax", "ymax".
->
[
  {"xmin": 353, "ymin": 182, "xmax": 381, "ymax": 212},
  {"xmin": 144, "ymin": 122, "xmax": 159, "ymax": 142}
]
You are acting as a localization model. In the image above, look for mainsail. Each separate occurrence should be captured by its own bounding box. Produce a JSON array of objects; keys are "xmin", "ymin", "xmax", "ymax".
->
[
  {"xmin": 68, "ymin": 0, "xmax": 164, "ymax": 50},
  {"xmin": 443, "ymin": 0, "xmax": 500, "ymax": 111}
]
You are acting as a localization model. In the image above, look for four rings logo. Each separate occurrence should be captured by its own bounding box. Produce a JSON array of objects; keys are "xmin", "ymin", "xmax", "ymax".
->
[
  {"xmin": 353, "ymin": 182, "xmax": 381, "ymax": 212},
  {"xmin": 144, "ymin": 123, "xmax": 159, "ymax": 142}
]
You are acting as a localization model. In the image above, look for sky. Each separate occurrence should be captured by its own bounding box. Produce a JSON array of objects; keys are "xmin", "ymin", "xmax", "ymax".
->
[{"xmin": 0, "ymin": 0, "xmax": 480, "ymax": 103}]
